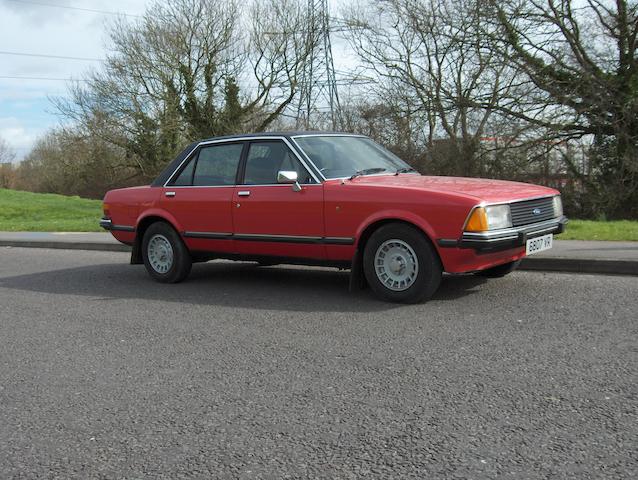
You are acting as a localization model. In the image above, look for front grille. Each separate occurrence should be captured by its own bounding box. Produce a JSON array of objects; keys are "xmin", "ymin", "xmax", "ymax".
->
[{"xmin": 510, "ymin": 197, "xmax": 555, "ymax": 227}]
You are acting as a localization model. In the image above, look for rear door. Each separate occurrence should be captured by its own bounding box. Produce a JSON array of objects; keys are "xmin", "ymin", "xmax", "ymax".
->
[
  {"xmin": 160, "ymin": 141, "xmax": 245, "ymax": 254},
  {"xmin": 232, "ymin": 139, "xmax": 325, "ymax": 260}
]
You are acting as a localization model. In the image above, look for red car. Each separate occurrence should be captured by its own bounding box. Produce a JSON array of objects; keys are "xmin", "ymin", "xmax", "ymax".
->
[{"xmin": 101, "ymin": 132, "xmax": 567, "ymax": 303}]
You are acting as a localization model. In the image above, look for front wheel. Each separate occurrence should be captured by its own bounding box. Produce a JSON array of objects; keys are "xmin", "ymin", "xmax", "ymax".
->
[
  {"xmin": 142, "ymin": 222, "xmax": 192, "ymax": 283},
  {"xmin": 363, "ymin": 223, "xmax": 442, "ymax": 303}
]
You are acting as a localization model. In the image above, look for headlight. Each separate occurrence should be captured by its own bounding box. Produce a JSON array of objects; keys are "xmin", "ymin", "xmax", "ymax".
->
[
  {"xmin": 465, "ymin": 205, "xmax": 512, "ymax": 232},
  {"xmin": 552, "ymin": 195, "xmax": 563, "ymax": 217},
  {"xmin": 485, "ymin": 204, "xmax": 512, "ymax": 229}
]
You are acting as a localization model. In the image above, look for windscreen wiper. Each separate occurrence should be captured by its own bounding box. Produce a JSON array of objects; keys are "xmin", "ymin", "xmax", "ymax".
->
[
  {"xmin": 395, "ymin": 167, "xmax": 416, "ymax": 175},
  {"xmin": 349, "ymin": 167, "xmax": 387, "ymax": 180}
]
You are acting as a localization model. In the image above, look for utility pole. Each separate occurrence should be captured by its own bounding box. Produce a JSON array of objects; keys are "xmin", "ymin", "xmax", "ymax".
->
[{"xmin": 296, "ymin": 0, "xmax": 342, "ymax": 130}]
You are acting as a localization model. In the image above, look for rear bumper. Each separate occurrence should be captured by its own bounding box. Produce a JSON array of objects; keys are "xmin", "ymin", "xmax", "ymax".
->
[
  {"xmin": 99, "ymin": 217, "xmax": 135, "ymax": 232},
  {"xmin": 99, "ymin": 217, "xmax": 113, "ymax": 230},
  {"xmin": 438, "ymin": 216, "xmax": 568, "ymax": 253},
  {"xmin": 99, "ymin": 217, "xmax": 135, "ymax": 248}
]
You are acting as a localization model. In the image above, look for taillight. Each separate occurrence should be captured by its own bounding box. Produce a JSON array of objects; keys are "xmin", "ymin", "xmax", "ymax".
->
[{"xmin": 103, "ymin": 203, "xmax": 111, "ymax": 217}]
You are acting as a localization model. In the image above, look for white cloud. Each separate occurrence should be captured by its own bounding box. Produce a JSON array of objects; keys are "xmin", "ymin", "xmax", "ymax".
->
[
  {"xmin": 0, "ymin": 0, "xmax": 148, "ymax": 159},
  {"xmin": 0, "ymin": 116, "xmax": 45, "ymax": 161},
  {"xmin": 0, "ymin": 125, "xmax": 37, "ymax": 147}
]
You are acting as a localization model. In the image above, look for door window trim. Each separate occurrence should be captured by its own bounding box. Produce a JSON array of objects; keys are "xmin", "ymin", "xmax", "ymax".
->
[
  {"xmin": 164, "ymin": 136, "xmax": 321, "ymax": 187},
  {"xmin": 238, "ymin": 139, "xmax": 318, "ymax": 186},
  {"xmin": 165, "ymin": 141, "xmax": 246, "ymax": 188}
]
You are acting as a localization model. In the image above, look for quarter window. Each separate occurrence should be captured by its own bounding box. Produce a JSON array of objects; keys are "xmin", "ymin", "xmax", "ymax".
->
[
  {"xmin": 171, "ymin": 157, "xmax": 196, "ymax": 186},
  {"xmin": 243, "ymin": 141, "xmax": 315, "ymax": 185}
]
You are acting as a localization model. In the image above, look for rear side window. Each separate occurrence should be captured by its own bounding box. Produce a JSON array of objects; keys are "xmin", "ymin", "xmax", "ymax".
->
[{"xmin": 169, "ymin": 143, "xmax": 243, "ymax": 186}]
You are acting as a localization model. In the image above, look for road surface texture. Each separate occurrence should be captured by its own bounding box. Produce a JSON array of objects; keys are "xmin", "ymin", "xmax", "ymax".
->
[{"xmin": 0, "ymin": 247, "xmax": 636, "ymax": 479}]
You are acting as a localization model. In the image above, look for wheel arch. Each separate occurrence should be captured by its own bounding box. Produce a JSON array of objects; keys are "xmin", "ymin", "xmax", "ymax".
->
[
  {"xmin": 349, "ymin": 214, "xmax": 444, "ymax": 291},
  {"xmin": 355, "ymin": 213, "xmax": 440, "ymax": 259},
  {"xmin": 131, "ymin": 212, "xmax": 182, "ymax": 264}
]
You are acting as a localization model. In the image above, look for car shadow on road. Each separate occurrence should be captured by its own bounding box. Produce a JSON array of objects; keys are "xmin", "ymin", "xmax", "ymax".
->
[{"xmin": 0, "ymin": 260, "xmax": 488, "ymax": 312}]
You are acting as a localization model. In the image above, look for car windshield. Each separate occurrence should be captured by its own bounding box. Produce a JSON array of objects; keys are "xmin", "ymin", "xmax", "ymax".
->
[{"xmin": 293, "ymin": 135, "xmax": 413, "ymax": 179}]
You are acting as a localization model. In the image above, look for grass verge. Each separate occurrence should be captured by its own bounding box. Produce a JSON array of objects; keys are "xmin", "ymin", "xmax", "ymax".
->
[
  {"xmin": 560, "ymin": 219, "xmax": 638, "ymax": 241},
  {"xmin": 0, "ymin": 188, "xmax": 637, "ymax": 240},
  {"xmin": 0, "ymin": 188, "xmax": 102, "ymax": 232}
]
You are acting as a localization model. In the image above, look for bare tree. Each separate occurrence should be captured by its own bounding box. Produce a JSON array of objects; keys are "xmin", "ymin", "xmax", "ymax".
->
[
  {"xmin": 11, "ymin": 128, "xmax": 136, "ymax": 198},
  {"xmin": 248, "ymin": 0, "xmax": 321, "ymax": 130},
  {"xmin": 0, "ymin": 137, "xmax": 15, "ymax": 164},
  {"xmin": 0, "ymin": 137, "xmax": 16, "ymax": 189},
  {"xmin": 56, "ymin": 0, "xmax": 318, "ymax": 178},
  {"xmin": 490, "ymin": 0, "xmax": 638, "ymax": 217},
  {"xmin": 343, "ymin": 0, "xmax": 526, "ymax": 176}
]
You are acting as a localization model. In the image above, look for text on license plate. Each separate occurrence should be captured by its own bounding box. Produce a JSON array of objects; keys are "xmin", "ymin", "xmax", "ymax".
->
[{"xmin": 526, "ymin": 234, "xmax": 553, "ymax": 255}]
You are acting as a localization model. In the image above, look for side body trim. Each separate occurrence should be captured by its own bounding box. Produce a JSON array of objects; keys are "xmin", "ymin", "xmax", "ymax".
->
[
  {"xmin": 183, "ymin": 231, "xmax": 233, "ymax": 239},
  {"xmin": 437, "ymin": 239, "xmax": 458, "ymax": 247},
  {"xmin": 182, "ymin": 231, "xmax": 354, "ymax": 245}
]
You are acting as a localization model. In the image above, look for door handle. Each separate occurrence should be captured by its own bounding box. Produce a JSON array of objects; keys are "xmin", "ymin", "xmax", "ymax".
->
[
  {"xmin": 237, "ymin": 191, "xmax": 251, "ymax": 197},
  {"xmin": 165, "ymin": 191, "xmax": 176, "ymax": 197}
]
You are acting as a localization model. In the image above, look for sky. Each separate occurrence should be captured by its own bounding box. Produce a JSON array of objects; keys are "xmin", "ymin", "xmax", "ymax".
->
[
  {"xmin": 0, "ymin": 0, "xmax": 356, "ymax": 162},
  {"xmin": 0, "ymin": 0, "xmax": 149, "ymax": 161}
]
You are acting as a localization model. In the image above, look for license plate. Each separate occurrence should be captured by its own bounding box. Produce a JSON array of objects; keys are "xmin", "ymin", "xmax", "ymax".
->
[{"xmin": 526, "ymin": 234, "xmax": 553, "ymax": 255}]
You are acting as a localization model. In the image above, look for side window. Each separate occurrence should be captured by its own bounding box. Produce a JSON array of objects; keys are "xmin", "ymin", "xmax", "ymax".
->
[
  {"xmin": 243, "ymin": 141, "xmax": 315, "ymax": 185},
  {"xmin": 169, "ymin": 143, "xmax": 243, "ymax": 186},
  {"xmin": 192, "ymin": 143, "xmax": 243, "ymax": 186}
]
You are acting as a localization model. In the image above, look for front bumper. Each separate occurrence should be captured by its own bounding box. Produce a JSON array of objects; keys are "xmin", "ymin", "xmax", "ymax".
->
[{"xmin": 438, "ymin": 216, "xmax": 568, "ymax": 253}]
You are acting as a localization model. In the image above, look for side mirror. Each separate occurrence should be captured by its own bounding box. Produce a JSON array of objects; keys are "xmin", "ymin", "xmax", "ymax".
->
[{"xmin": 277, "ymin": 170, "xmax": 301, "ymax": 192}]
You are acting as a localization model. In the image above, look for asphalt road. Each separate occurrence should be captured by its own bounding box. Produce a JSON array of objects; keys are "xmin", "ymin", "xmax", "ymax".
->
[{"xmin": 0, "ymin": 247, "xmax": 636, "ymax": 479}]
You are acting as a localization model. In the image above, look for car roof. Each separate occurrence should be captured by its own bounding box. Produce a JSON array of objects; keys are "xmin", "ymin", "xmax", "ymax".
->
[
  {"xmin": 151, "ymin": 131, "xmax": 366, "ymax": 187},
  {"xmin": 198, "ymin": 131, "xmax": 362, "ymax": 143}
]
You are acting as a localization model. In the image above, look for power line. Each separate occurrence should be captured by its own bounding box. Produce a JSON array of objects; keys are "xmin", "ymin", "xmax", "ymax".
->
[
  {"xmin": 0, "ymin": 50, "xmax": 103, "ymax": 61},
  {"xmin": 5, "ymin": 0, "xmax": 141, "ymax": 18},
  {"xmin": 0, "ymin": 75, "xmax": 87, "ymax": 82}
]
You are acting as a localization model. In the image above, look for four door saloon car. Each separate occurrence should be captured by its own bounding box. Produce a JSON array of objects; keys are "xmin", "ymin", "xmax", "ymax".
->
[{"xmin": 101, "ymin": 132, "xmax": 567, "ymax": 303}]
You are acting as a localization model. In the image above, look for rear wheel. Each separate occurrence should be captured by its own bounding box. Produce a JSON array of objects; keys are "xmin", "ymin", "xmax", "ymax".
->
[
  {"xmin": 475, "ymin": 260, "xmax": 520, "ymax": 278},
  {"xmin": 363, "ymin": 223, "xmax": 442, "ymax": 303},
  {"xmin": 142, "ymin": 222, "xmax": 192, "ymax": 283}
]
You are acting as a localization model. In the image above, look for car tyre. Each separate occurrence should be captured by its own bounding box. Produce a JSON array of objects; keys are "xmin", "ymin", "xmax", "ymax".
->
[
  {"xmin": 363, "ymin": 223, "xmax": 442, "ymax": 303},
  {"xmin": 475, "ymin": 260, "xmax": 521, "ymax": 278},
  {"xmin": 142, "ymin": 222, "xmax": 192, "ymax": 283}
]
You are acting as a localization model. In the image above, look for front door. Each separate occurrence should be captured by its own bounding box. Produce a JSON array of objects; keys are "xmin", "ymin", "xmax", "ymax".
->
[
  {"xmin": 160, "ymin": 141, "xmax": 244, "ymax": 254},
  {"xmin": 232, "ymin": 139, "xmax": 325, "ymax": 260}
]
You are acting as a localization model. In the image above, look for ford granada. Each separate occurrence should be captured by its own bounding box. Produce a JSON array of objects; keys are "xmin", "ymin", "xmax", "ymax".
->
[{"xmin": 101, "ymin": 132, "xmax": 567, "ymax": 303}]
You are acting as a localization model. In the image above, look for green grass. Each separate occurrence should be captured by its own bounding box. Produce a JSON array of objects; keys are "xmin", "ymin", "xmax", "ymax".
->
[
  {"xmin": 0, "ymin": 188, "xmax": 103, "ymax": 232},
  {"xmin": 560, "ymin": 219, "xmax": 638, "ymax": 241},
  {"xmin": 0, "ymin": 188, "xmax": 637, "ymax": 240}
]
